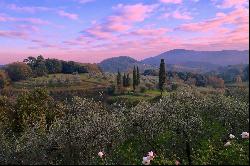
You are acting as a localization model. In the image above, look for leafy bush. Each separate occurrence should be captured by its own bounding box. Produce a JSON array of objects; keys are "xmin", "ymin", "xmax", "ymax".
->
[
  {"xmin": 0, "ymin": 87, "xmax": 249, "ymax": 165},
  {"xmin": 0, "ymin": 70, "xmax": 10, "ymax": 89},
  {"xmin": 5, "ymin": 62, "xmax": 32, "ymax": 81}
]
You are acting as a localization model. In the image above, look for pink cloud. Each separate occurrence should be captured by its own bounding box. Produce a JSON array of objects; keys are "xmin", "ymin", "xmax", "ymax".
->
[
  {"xmin": 78, "ymin": 0, "xmax": 95, "ymax": 4},
  {"xmin": 82, "ymin": 3, "xmax": 158, "ymax": 40},
  {"xmin": 0, "ymin": 13, "xmax": 50, "ymax": 25},
  {"xmin": 21, "ymin": 18, "xmax": 50, "ymax": 25},
  {"xmin": 58, "ymin": 10, "xmax": 79, "ymax": 20},
  {"xmin": 159, "ymin": 0, "xmax": 182, "ymax": 4},
  {"xmin": 177, "ymin": 7, "xmax": 248, "ymax": 32},
  {"xmin": 163, "ymin": 10, "xmax": 193, "ymax": 20},
  {"xmin": 111, "ymin": 3, "xmax": 157, "ymax": 23},
  {"xmin": 128, "ymin": 27, "xmax": 169, "ymax": 37},
  {"xmin": 215, "ymin": 0, "xmax": 248, "ymax": 9},
  {"xmin": 84, "ymin": 25, "xmax": 117, "ymax": 40},
  {"xmin": 178, "ymin": 7, "xmax": 249, "ymax": 51},
  {"xmin": 8, "ymin": 3, "xmax": 51, "ymax": 13},
  {"xmin": 172, "ymin": 10, "xmax": 193, "ymax": 20},
  {"xmin": 16, "ymin": 24, "xmax": 40, "ymax": 32},
  {"xmin": 0, "ymin": 30, "xmax": 28, "ymax": 39}
]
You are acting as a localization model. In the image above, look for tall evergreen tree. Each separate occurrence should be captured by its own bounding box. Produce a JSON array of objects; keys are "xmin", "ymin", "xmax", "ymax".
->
[
  {"xmin": 136, "ymin": 66, "xmax": 140, "ymax": 85},
  {"xmin": 126, "ymin": 73, "xmax": 131, "ymax": 87},
  {"xmin": 159, "ymin": 59, "xmax": 166, "ymax": 96},
  {"xmin": 123, "ymin": 73, "xmax": 127, "ymax": 87},
  {"xmin": 117, "ymin": 70, "xmax": 122, "ymax": 87},
  {"xmin": 133, "ymin": 66, "xmax": 137, "ymax": 91}
]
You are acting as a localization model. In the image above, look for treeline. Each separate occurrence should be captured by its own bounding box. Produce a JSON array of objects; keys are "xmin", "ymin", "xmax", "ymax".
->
[
  {"xmin": 24, "ymin": 55, "xmax": 88, "ymax": 76},
  {"xmin": 0, "ymin": 55, "xmax": 90, "ymax": 86},
  {"xmin": 217, "ymin": 64, "xmax": 249, "ymax": 83},
  {"xmin": 117, "ymin": 66, "xmax": 140, "ymax": 91},
  {"xmin": 143, "ymin": 64, "xmax": 249, "ymax": 88}
]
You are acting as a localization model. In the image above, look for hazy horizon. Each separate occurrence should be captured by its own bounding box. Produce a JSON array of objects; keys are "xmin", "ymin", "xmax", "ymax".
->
[{"xmin": 0, "ymin": 0, "xmax": 249, "ymax": 64}]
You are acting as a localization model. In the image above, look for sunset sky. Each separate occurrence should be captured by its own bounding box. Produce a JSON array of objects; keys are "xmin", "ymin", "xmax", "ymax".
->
[{"xmin": 0, "ymin": 0, "xmax": 249, "ymax": 64}]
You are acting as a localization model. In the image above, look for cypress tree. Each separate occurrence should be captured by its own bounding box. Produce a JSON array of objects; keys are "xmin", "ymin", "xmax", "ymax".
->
[
  {"xmin": 159, "ymin": 59, "xmax": 166, "ymax": 96},
  {"xmin": 123, "ymin": 73, "xmax": 126, "ymax": 87},
  {"xmin": 117, "ymin": 69, "xmax": 121, "ymax": 87},
  {"xmin": 133, "ymin": 66, "xmax": 137, "ymax": 91},
  {"xmin": 137, "ymin": 66, "xmax": 140, "ymax": 85},
  {"xmin": 126, "ymin": 73, "xmax": 131, "ymax": 86}
]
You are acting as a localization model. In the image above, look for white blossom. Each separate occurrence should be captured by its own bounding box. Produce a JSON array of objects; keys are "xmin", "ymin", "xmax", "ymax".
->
[
  {"xmin": 147, "ymin": 151, "xmax": 155, "ymax": 160},
  {"xmin": 224, "ymin": 141, "xmax": 231, "ymax": 147},
  {"xmin": 241, "ymin": 132, "xmax": 249, "ymax": 139},
  {"xmin": 142, "ymin": 157, "xmax": 151, "ymax": 165},
  {"xmin": 98, "ymin": 151, "xmax": 104, "ymax": 158},
  {"xmin": 229, "ymin": 134, "xmax": 235, "ymax": 139}
]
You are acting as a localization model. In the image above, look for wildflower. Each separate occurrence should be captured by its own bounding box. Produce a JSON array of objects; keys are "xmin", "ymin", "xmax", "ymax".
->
[
  {"xmin": 147, "ymin": 151, "xmax": 155, "ymax": 160},
  {"xmin": 98, "ymin": 151, "xmax": 104, "ymax": 158},
  {"xmin": 142, "ymin": 157, "xmax": 150, "ymax": 165},
  {"xmin": 175, "ymin": 160, "xmax": 180, "ymax": 165},
  {"xmin": 241, "ymin": 132, "xmax": 249, "ymax": 139},
  {"xmin": 229, "ymin": 134, "xmax": 235, "ymax": 139},
  {"xmin": 224, "ymin": 141, "xmax": 231, "ymax": 147}
]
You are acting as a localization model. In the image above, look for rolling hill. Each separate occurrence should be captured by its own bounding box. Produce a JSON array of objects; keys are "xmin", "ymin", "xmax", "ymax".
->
[
  {"xmin": 99, "ymin": 56, "xmax": 153, "ymax": 73},
  {"xmin": 99, "ymin": 49, "xmax": 249, "ymax": 73}
]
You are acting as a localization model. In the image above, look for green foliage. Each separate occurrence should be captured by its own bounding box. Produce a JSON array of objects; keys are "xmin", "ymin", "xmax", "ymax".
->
[
  {"xmin": 24, "ymin": 55, "xmax": 48, "ymax": 77},
  {"xmin": 45, "ymin": 59, "xmax": 63, "ymax": 74},
  {"xmin": 61, "ymin": 61, "xmax": 87, "ymax": 74},
  {"xmin": 225, "ymin": 87, "xmax": 249, "ymax": 103},
  {"xmin": 143, "ymin": 69, "xmax": 159, "ymax": 76},
  {"xmin": 5, "ymin": 62, "xmax": 32, "ymax": 81},
  {"xmin": 0, "ymin": 70, "xmax": 9, "ymax": 89},
  {"xmin": 1, "ymin": 88, "xmax": 62, "ymax": 133},
  {"xmin": 0, "ymin": 87, "xmax": 249, "ymax": 165},
  {"xmin": 107, "ymin": 85, "xmax": 115, "ymax": 95}
]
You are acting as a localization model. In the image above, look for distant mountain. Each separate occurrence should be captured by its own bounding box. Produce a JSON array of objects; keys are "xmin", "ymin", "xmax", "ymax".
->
[
  {"xmin": 99, "ymin": 49, "xmax": 249, "ymax": 73},
  {"xmin": 142, "ymin": 49, "xmax": 249, "ymax": 67},
  {"xmin": 99, "ymin": 56, "xmax": 153, "ymax": 73}
]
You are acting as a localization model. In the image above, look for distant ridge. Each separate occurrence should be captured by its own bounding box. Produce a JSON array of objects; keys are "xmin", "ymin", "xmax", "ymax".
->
[
  {"xmin": 141, "ymin": 49, "xmax": 249, "ymax": 66},
  {"xmin": 98, "ymin": 49, "xmax": 249, "ymax": 73}
]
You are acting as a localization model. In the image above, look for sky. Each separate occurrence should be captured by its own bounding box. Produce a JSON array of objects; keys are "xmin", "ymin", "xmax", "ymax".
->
[{"xmin": 0, "ymin": 0, "xmax": 249, "ymax": 64}]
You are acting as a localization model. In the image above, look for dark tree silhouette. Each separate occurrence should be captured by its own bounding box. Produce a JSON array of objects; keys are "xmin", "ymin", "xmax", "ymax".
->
[
  {"xmin": 159, "ymin": 59, "xmax": 166, "ymax": 96},
  {"xmin": 133, "ymin": 66, "xmax": 137, "ymax": 91},
  {"xmin": 136, "ymin": 66, "xmax": 140, "ymax": 85},
  {"xmin": 126, "ymin": 73, "xmax": 131, "ymax": 87},
  {"xmin": 123, "ymin": 73, "xmax": 126, "ymax": 87},
  {"xmin": 117, "ymin": 69, "xmax": 122, "ymax": 88}
]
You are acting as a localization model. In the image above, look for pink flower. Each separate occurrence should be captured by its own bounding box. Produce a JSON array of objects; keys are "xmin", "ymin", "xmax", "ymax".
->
[
  {"xmin": 98, "ymin": 151, "xmax": 104, "ymax": 158},
  {"xmin": 241, "ymin": 132, "xmax": 249, "ymax": 139},
  {"xmin": 147, "ymin": 151, "xmax": 155, "ymax": 160},
  {"xmin": 175, "ymin": 160, "xmax": 180, "ymax": 165}
]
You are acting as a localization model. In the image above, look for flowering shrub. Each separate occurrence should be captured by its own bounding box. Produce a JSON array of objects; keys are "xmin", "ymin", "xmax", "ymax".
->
[{"xmin": 0, "ymin": 87, "xmax": 249, "ymax": 165}]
